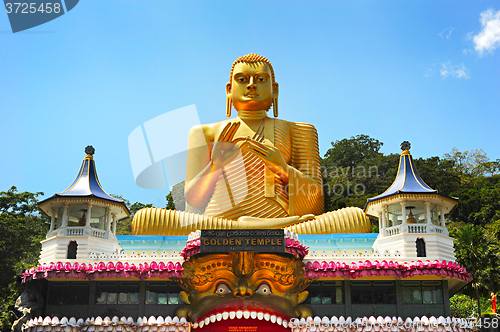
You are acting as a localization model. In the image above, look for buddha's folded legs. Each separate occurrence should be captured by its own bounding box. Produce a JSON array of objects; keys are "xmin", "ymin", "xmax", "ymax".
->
[{"xmin": 132, "ymin": 207, "xmax": 371, "ymax": 236}]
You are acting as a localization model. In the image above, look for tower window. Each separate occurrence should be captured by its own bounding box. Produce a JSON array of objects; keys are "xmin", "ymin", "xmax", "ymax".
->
[
  {"xmin": 67, "ymin": 241, "xmax": 78, "ymax": 259},
  {"xmin": 416, "ymin": 238, "xmax": 426, "ymax": 257}
]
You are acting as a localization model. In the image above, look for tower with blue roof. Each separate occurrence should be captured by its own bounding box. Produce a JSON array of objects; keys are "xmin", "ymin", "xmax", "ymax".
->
[
  {"xmin": 37, "ymin": 146, "xmax": 130, "ymax": 263},
  {"xmin": 365, "ymin": 141, "xmax": 458, "ymax": 261}
]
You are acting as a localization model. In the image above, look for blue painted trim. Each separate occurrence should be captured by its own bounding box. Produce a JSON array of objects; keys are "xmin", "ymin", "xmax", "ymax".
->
[
  {"xmin": 299, "ymin": 233, "xmax": 378, "ymax": 240},
  {"xmin": 117, "ymin": 235, "xmax": 189, "ymax": 241},
  {"xmin": 116, "ymin": 234, "xmax": 378, "ymax": 252}
]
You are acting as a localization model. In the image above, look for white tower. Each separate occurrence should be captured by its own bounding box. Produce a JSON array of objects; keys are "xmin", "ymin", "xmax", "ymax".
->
[
  {"xmin": 364, "ymin": 141, "xmax": 458, "ymax": 261},
  {"xmin": 37, "ymin": 146, "xmax": 130, "ymax": 264}
]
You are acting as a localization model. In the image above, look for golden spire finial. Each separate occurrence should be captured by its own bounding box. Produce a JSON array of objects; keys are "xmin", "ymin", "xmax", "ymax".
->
[
  {"xmin": 85, "ymin": 145, "xmax": 95, "ymax": 159},
  {"xmin": 401, "ymin": 141, "xmax": 411, "ymax": 155}
]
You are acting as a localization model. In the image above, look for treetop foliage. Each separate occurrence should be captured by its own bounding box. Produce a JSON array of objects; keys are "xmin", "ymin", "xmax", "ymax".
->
[
  {"xmin": 324, "ymin": 134, "xmax": 384, "ymax": 169},
  {"xmin": 0, "ymin": 186, "xmax": 43, "ymax": 216},
  {"xmin": 0, "ymin": 187, "xmax": 48, "ymax": 331}
]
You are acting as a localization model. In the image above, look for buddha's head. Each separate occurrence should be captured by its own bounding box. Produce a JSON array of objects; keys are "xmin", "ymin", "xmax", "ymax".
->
[
  {"xmin": 226, "ymin": 53, "xmax": 279, "ymax": 117},
  {"xmin": 173, "ymin": 252, "xmax": 313, "ymax": 331}
]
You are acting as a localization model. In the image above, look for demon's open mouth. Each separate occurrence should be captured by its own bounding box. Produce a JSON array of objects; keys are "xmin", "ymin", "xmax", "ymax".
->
[{"xmin": 193, "ymin": 305, "xmax": 290, "ymax": 331}]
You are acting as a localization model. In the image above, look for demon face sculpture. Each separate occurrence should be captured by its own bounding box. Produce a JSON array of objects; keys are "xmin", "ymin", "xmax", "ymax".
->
[{"xmin": 173, "ymin": 252, "xmax": 313, "ymax": 331}]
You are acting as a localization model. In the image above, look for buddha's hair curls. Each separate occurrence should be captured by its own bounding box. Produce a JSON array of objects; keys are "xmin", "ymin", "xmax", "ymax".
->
[{"xmin": 229, "ymin": 53, "xmax": 276, "ymax": 83}]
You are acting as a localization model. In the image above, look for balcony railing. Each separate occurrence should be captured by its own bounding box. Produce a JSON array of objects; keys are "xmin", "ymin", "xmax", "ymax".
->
[
  {"xmin": 384, "ymin": 223, "xmax": 448, "ymax": 237},
  {"xmin": 46, "ymin": 226, "xmax": 112, "ymax": 239}
]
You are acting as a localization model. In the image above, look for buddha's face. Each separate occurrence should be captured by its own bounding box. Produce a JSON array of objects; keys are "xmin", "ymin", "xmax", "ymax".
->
[
  {"xmin": 173, "ymin": 252, "xmax": 312, "ymax": 331},
  {"xmin": 227, "ymin": 62, "xmax": 278, "ymax": 112}
]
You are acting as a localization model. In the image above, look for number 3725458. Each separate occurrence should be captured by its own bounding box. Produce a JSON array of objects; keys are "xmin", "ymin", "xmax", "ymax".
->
[{"xmin": 5, "ymin": 3, "xmax": 61, "ymax": 14}]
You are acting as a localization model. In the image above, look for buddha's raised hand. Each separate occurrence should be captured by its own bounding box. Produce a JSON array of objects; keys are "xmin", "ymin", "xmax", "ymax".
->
[
  {"xmin": 210, "ymin": 122, "xmax": 241, "ymax": 171},
  {"xmin": 243, "ymin": 137, "xmax": 290, "ymax": 183}
]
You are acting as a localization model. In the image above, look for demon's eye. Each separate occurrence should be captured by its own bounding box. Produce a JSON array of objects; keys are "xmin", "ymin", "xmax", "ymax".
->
[
  {"xmin": 215, "ymin": 283, "xmax": 232, "ymax": 295},
  {"xmin": 255, "ymin": 283, "xmax": 272, "ymax": 296}
]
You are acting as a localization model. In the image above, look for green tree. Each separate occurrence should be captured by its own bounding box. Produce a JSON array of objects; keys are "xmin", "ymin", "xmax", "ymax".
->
[
  {"xmin": 413, "ymin": 156, "xmax": 461, "ymax": 196},
  {"xmin": 168, "ymin": 181, "xmax": 186, "ymax": 211},
  {"xmin": 129, "ymin": 202, "xmax": 154, "ymax": 212},
  {"xmin": 166, "ymin": 193, "xmax": 175, "ymax": 210},
  {"xmin": 110, "ymin": 195, "xmax": 154, "ymax": 235},
  {"xmin": 116, "ymin": 202, "xmax": 154, "ymax": 235},
  {"xmin": 450, "ymin": 294, "xmax": 477, "ymax": 318},
  {"xmin": 452, "ymin": 224, "xmax": 500, "ymax": 317},
  {"xmin": 323, "ymin": 134, "xmax": 383, "ymax": 169},
  {"xmin": 451, "ymin": 176, "xmax": 500, "ymax": 227},
  {"xmin": 0, "ymin": 187, "xmax": 48, "ymax": 331},
  {"xmin": 444, "ymin": 148, "xmax": 498, "ymax": 188},
  {"xmin": 321, "ymin": 135, "xmax": 398, "ymax": 212},
  {"xmin": 449, "ymin": 294, "xmax": 492, "ymax": 318}
]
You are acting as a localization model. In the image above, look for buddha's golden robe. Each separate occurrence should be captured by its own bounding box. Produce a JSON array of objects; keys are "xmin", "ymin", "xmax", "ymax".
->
[
  {"xmin": 132, "ymin": 117, "xmax": 372, "ymax": 235},
  {"xmin": 202, "ymin": 118, "xmax": 323, "ymax": 219}
]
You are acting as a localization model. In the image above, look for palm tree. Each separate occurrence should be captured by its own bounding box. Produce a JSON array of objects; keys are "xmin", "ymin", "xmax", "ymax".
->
[{"xmin": 453, "ymin": 224, "xmax": 500, "ymax": 317}]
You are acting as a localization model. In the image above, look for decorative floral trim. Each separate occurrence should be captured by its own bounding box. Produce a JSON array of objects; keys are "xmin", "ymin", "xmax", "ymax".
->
[
  {"xmin": 181, "ymin": 238, "xmax": 201, "ymax": 260},
  {"xmin": 305, "ymin": 259, "xmax": 472, "ymax": 282},
  {"xmin": 22, "ymin": 259, "xmax": 470, "ymax": 284},
  {"xmin": 284, "ymin": 237, "xmax": 309, "ymax": 258},
  {"xmin": 20, "ymin": 261, "xmax": 183, "ymax": 283}
]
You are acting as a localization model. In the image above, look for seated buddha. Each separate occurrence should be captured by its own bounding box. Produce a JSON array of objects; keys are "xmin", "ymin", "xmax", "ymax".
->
[{"xmin": 132, "ymin": 54, "xmax": 371, "ymax": 235}]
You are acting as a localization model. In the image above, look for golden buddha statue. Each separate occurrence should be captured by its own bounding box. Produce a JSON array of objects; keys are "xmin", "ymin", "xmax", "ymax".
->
[{"xmin": 132, "ymin": 54, "xmax": 371, "ymax": 235}]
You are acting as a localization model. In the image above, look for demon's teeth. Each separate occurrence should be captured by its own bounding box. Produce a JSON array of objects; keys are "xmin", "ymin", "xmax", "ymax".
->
[{"xmin": 198, "ymin": 311, "xmax": 286, "ymax": 327}]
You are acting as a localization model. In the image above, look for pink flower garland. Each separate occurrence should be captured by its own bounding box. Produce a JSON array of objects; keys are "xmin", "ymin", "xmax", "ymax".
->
[
  {"xmin": 20, "ymin": 261, "xmax": 183, "ymax": 283},
  {"xmin": 305, "ymin": 259, "xmax": 472, "ymax": 282}
]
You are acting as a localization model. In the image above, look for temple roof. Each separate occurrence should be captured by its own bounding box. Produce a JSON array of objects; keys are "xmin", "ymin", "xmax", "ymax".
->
[
  {"xmin": 38, "ymin": 146, "xmax": 130, "ymax": 216},
  {"xmin": 366, "ymin": 141, "xmax": 457, "ymax": 205}
]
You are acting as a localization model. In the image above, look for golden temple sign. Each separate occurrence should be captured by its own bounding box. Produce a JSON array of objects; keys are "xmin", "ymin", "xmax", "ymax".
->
[{"xmin": 200, "ymin": 229, "xmax": 285, "ymax": 252}]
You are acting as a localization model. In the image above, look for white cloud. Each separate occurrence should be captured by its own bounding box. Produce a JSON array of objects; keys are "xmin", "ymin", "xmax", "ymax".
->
[
  {"xmin": 440, "ymin": 62, "xmax": 470, "ymax": 79},
  {"xmin": 473, "ymin": 9, "xmax": 500, "ymax": 55},
  {"xmin": 439, "ymin": 27, "xmax": 455, "ymax": 39}
]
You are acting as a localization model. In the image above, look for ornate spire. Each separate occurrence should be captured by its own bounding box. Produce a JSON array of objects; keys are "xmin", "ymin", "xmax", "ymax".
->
[
  {"xmin": 85, "ymin": 145, "xmax": 95, "ymax": 160},
  {"xmin": 400, "ymin": 141, "xmax": 411, "ymax": 152},
  {"xmin": 85, "ymin": 145, "xmax": 95, "ymax": 156},
  {"xmin": 366, "ymin": 142, "xmax": 438, "ymax": 204},
  {"xmin": 37, "ymin": 147, "xmax": 130, "ymax": 217}
]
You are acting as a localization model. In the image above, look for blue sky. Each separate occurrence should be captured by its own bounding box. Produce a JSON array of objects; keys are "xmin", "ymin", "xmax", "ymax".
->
[{"xmin": 1, "ymin": 1, "xmax": 499, "ymax": 207}]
